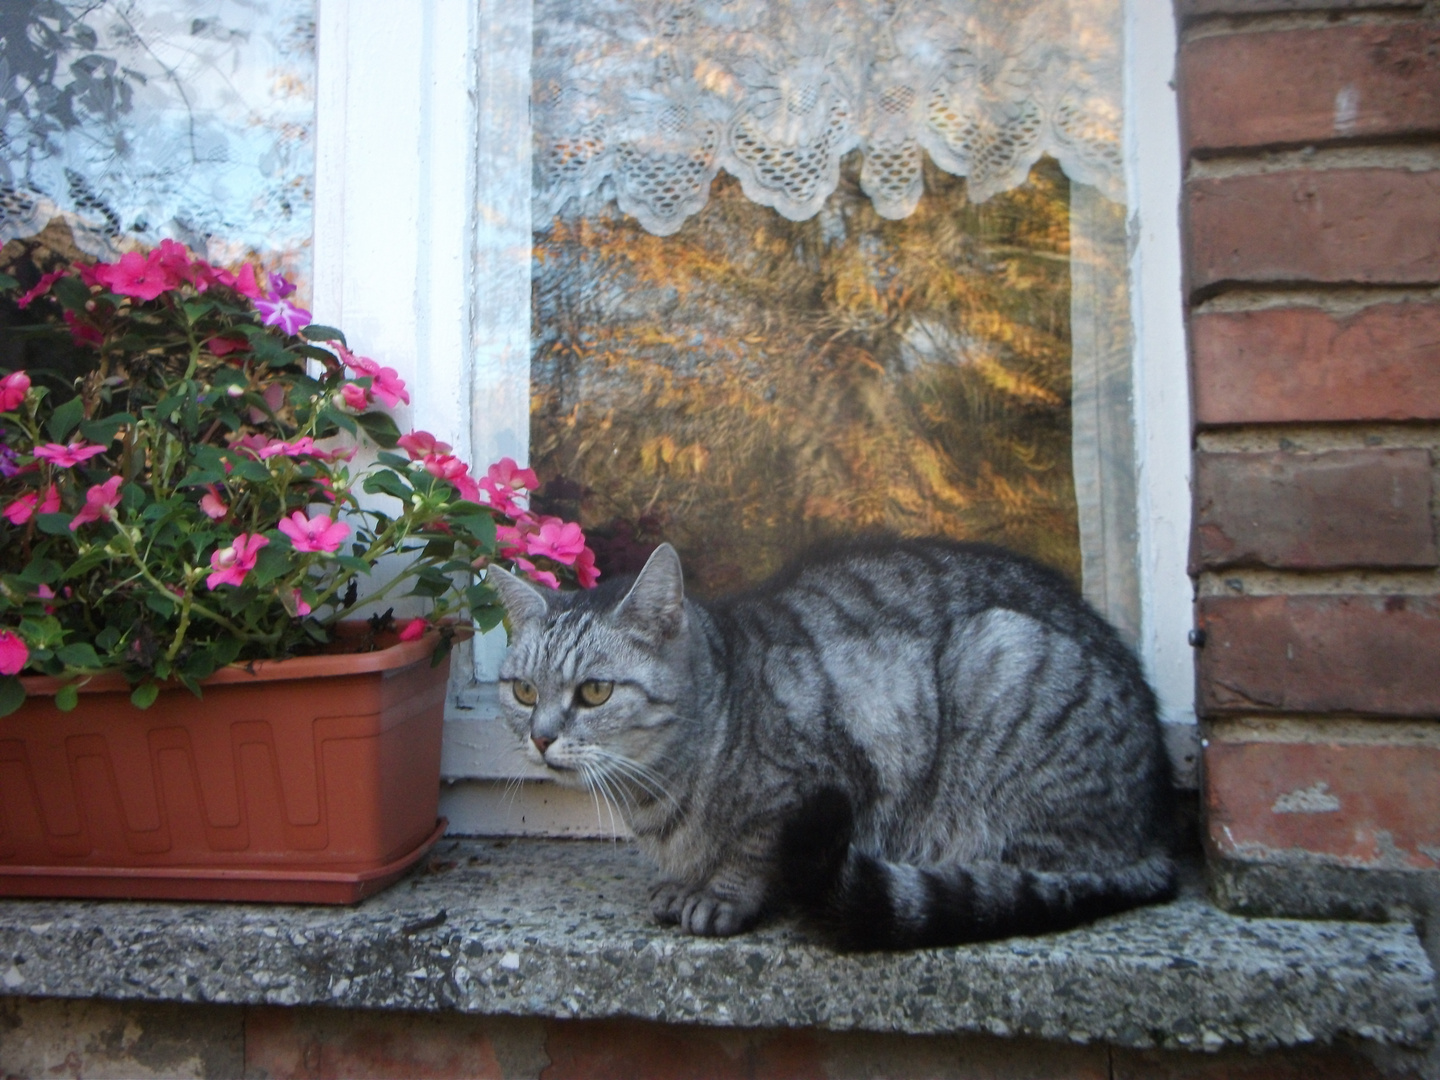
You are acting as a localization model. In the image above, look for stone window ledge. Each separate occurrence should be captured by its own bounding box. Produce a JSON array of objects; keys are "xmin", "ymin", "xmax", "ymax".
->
[{"xmin": 0, "ymin": 840, "xmax": 1434, "ymax": 1056}]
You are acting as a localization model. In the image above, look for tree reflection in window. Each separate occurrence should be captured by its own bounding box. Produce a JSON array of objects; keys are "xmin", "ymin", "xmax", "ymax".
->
[{"xmin": 531, "ymin": 154, "xmax": 1077, "ymax": 597}]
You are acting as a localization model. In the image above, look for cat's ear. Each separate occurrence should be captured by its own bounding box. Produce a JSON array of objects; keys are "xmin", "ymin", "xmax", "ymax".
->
[
  {"xmin": 615, "ymin": 543, "xmax": 686, "ymax": 641},
  {"xmin": 487, "ymin": 564, "xmax": 550, "ymax": 636}
]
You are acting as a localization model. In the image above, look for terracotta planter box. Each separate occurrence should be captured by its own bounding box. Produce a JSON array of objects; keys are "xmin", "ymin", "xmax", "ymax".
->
[{"xmin": 0, "ymin": 632, "xmax": 450, "ymax": 904}]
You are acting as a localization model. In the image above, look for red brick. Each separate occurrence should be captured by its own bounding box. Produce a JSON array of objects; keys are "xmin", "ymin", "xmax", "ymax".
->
[
  {"xmin": 1192, "ymin": 302, "xmax": 1440, "ymax": 424},
  {"xmin": 1196, "ymin": 594, "xmax": 1440, "ymax": 716},
  {"xmin": 1204, "ymin": 728, "xmax": 1440, "ymax": 872},
  {"xmin": 1181, "ymin": 23, "xmax": 1440, "ymax": 151},
  {"xmin": 1191, "ymin": 449, "xmax": 1437, "ymax": 570},
  {"xmin": 244, "ymin": 1007, "xmax": 509, "ymax": 1079},
  {"xmin": 1115, "ymin": 1041, "xmax": 1401, "ymax": 1078},
  {"xmin": 1186, "ymin": 170, "xmax": 1440, "ymax": 293},
  {"xmin": 1179, "ymin": 0, "xmax": 1423, "ymax": 14}
]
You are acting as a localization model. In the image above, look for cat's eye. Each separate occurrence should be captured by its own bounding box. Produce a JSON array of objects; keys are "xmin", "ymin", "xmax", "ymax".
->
[
  {"xmin": 576, "ymin": 680, "xmax": 613, "ymax": 707},
  {"xmin": 510, "ymin": 679, "xmax": 538, "ymax": 707}
]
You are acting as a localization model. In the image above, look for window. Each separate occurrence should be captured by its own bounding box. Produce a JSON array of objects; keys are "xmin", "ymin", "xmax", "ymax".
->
[{"xmin": 2, "ymin": 0, "xmax": 1192, "ymax": 833}]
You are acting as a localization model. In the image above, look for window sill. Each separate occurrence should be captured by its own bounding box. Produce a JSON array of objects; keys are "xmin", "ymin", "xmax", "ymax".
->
[{"xmin": 0, "ymin": 840, "xmax": 1433, "ymax": 1055}]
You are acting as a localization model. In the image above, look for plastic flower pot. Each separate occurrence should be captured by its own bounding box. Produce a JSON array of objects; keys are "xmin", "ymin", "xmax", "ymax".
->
[{"xmin": 0, "ymin": 627, "xmax": 450, "ymax": 904}]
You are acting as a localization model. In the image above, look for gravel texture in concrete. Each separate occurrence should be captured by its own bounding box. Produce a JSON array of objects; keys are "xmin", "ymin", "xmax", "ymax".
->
[{"xmin": 0, "ymin": 839, "xmax": 1433, "ymax": 1053}]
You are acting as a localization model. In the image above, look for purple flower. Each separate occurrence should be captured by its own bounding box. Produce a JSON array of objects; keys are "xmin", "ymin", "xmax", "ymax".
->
[
  {"xmin": 267, "ymin": 271, "xmax": 298, "ymax": 299},
  {"xmin": 254, "ymin": 297, "xmax": 312, "ymax": 337},
  {"xmin": 0, "ymin": 447, "xmax": 22, "ymax": 478}
]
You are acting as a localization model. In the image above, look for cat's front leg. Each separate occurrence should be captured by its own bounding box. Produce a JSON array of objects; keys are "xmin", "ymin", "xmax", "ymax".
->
[{"xmin": 649, "ymin": 876, "xmax": 764, "ymax": 936}]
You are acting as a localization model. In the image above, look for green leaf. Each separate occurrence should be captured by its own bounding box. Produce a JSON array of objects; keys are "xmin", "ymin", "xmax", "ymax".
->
[
  {"xmin": 17, "ymin": 559, "xmax": 63, "ymax": 586},
  {"xmin": 46, "ymin": 395, "xmax": 86, "ymax": 442},
  {"xmin": 96, "ymin": 625, "xmax": 121, "ymax": 652},
  {"xmin": 182, "ymin": 300, "xmax": 216, "ymax": 322},
  {"xmin": 376, "ymin": 451, "xmax": 410, "ymax": 469},
  {"xmin": 449, "ymin": 510, "xmax": 498, "ymax": 549},
  {"xmin": 54, "ymin": 683, "xmax": 79, "ymax": 712},
  {"xmin": 472, "ymin": 602, "xmax": 505, "ymax": 634},
  {"xmin": 130, "ymin": 681, "xmax": 160, "ymax": 709},
  {"xmin": 362, "ymin": 470, "xmax": 412, "ymax": 501},
  {"xmin": 318, "ymin": 405, "xmax": 358, "ymax": 436},
  {"xmin": 57, "ymin": 643, "xmax": 102, "ymax": 668},
  {"xmin": 52, "ymin": 276, "xmax": 90, "ymax": 310},
  {"xmin": 0, "ymin": 272, "xmax": 18, "ymax": 291},
  {"xmin": 35, "ymin": 513, "xmax": 74, "ymax": 536},
  {"xmin": 355, "ymin": 409, "xmax": 402, "ymax": 448},
  {"xmin": 301, "ymin": 324, "xmax": 346, "ymax": 347},
  {"xmin": 422, "ymin": 538, "xmax": 456, "ymax": 560},
  {"xmin": 0, "ymin": 677, "xmax": 25, "ymax": 717},
  {"xmin": 144, "ymin": 592, "xmax": 177, "ymax": 617},
  {"xmin": 336, "ymin": 555, "xmax": 372, "ymax": 574},
  {"xmin": 80, "ymin": 412, "xmax": 136, "ymax": 446},
  {"xmin": 248, "ymin": 544, "xmax": 291, "ymax": 588},
  {"xmin": 229, "ymin": 458, "xmax": 272, "ymax": 483}
]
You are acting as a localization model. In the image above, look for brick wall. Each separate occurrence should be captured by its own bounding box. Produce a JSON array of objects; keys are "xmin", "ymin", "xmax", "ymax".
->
[{"xmin": 1176, "ymin": 0, "xmax": 1440, "ymax": 925}]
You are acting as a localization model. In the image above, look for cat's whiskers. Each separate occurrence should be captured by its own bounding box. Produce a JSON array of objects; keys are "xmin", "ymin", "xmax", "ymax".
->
[
  {"xmin": 578, "ymin": 758, "xmax": 626, "ymax": 840},
  {"xmin": 590, "ymin": 746, "xmax": 679, "ymax": 813}
]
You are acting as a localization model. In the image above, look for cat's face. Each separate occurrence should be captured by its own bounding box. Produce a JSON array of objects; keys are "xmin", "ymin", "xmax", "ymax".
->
[{"xmin": 490, "ymin": 546, "xmax": 690, "ymax": 797}]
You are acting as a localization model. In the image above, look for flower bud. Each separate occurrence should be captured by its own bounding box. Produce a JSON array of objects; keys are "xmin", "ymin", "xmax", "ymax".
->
[{"xmin": 226, "ymin": 384, "xmax": 246, "ymax": 398}]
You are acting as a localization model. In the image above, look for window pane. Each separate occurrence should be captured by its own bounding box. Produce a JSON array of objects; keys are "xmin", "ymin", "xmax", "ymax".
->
[{"xmin": 532, "ymin": 155, "xmax": 1082, "ymax": 597}]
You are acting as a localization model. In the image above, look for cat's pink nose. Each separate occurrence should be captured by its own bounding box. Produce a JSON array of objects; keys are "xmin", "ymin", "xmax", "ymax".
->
[{"xmin": 532, "ymin": 735, "xmax": 555, "ymax": 754}]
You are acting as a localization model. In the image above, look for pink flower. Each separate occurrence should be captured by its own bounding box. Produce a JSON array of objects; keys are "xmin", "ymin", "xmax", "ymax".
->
[
  {"xmin": 398, "ymin": 618, "xmax": 427, "ymax": 642},
  {"xmin": 3, "ymin": 485, "xmax": 59, "ymax": 525},
  {"xmin": 397, "ymin": 430, "xmax": 451, "ymax": 460},
  {"xmin": 0, "ymin": 630, "xmax": 28, "ymax": 675},
  {"xmin": 291, "ymin": 589, "xmax": 312, "ymax": 617},
  {"xmin": 254, "ymin": 297, "xmax": 312, "ymax": 336},
  {"xmin": 229, "ymin": 432, "xmax": 273, "ymax": 458},
  {"xmin": 333, "ymin": 344, "xmax": 378, "ymax": 376},
  {"xmin": 574, "ymin": 546, "xmax": 600, "ymax": 589},
  {"xmin": 423, "ymin": 453, "xmax": 481, "ymax": 502},
  {"xmin": 211, "ymin": 262, "xmax": 264, "ymax": 299},
  {"xmin": 369, "ymin": 366, "xmax": 409, "ymax": 408},
  {"xmin": 199, "ymin": 486, "xmax": 229, "ymax": 520},
  {"xmin": 92, "ymin": 250, "xmax": 180, "ymax": 300},
  {"xmin": 34, "ymin": 441, "xmax": 107, "ymax": 468},
  {"xmin": 488, "ymin": 457, "xmax": 539, "ymax": 492},
  {"xmin": 63, "ymin": 310, "xmax": 103, "ymax": 346},
  {"xmin": 206, "ymin": 335, "xmax": 248, "ymax": 357},
  {"xmin": 256, "ymin": 436, "xmax": 317, "ymax": 460},
  {"xmin": 206, "ymin": 533, "xmax": 269, "ymax": 589},
  {"xmin": 0, "ymin": 372, "xmax": 30, "ymax": 412},
  {"xmin": 525, "ymin": 519, "xmax": 588, "ymax": 566},
  {"xmin": 339, "ymin": 383, "xmax": 368, "ymax": 411},
  {"xmin": 277, "ymin": 510, "xmax": 350, "ymax": 553},
  {"xmin": 16, "ymin": 270, "xmax": 64, "ymax": 309},
  {"xmin": 68, "ymin": 476, "xmax": 124, "ymax": 530},
  {"xmin": 512, "ymin": 557, "xmax": 560, "ymax": 590}
]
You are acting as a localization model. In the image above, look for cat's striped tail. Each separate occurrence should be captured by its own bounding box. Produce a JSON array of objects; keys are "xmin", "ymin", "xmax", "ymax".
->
[{"xmin": 779, "ymin": 788, "xmax": 1177, "ymax": 950}]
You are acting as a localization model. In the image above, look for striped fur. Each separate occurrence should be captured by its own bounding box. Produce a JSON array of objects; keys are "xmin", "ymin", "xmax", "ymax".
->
[{"xmin": 489, "ymin": 536, "xmax": 1176, "ymax": 948}]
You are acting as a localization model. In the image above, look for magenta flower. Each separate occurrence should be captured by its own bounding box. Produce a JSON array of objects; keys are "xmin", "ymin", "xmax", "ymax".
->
[
  {"xmin": 0, "ymin": 630, "xmax": 28, "ymax": 675},
  {"xmin": 526, "ymin": 519, "xmax": 588, "ymax": 566},
  {"xmin": 229, "ymin": 432, "xmax": 272, "ymax": 458},
  {"xmin": 398, "ymin": 618, "xmax": 427, "ymax": 642},
  {"xmin": 289, "ymin": 589, "xmax": 312, "ymax": 617},
  {"xmin": 199, "ymin": 485, "xmax": 229, "ymax": 520},
  {"xmin": 368, "ymin": 366, "xmax": 410, "ymax": 408},
  {"xmin": 63, "ymin": 310, "xmax": 104, "ymax": 347},
  {"xmin": 16, "ymin": 270, "xmax": 64, "ymax": 309},
  {"xmin": 212, "ymin": 262, "xmax": 264, "ymax": 299},
  {"xmin": 254, "ymin": 296, "xmax": 312, "ymax": 336},
  {"xmin": 256, "ymin": 436, "xmax": 317, "ymax": 460},
  {"xmin": 574, "ymin": 546, "xmax": 600, "ymax": 589},
  {"xmin": 206, "ymin": 533, "xmax": 269, "ymax": 590},
  {"xmin": 0, "ymin": 371, "xmax": 30, "ymax": 412},
  {"xmin": 34, "ymin": 441, "xmax": 107, "ymax": 468},
  {"xmin": 423, "ymin": 453, "xmax": 481, "ymax": 503},
  {"xmin": 333, "ymin": 343, "xmax": 378, "ymax": 376},
  {"xmin": 339, "ymin": 383, "xmax": 368, "ymax": 411},
  {"xmin": 488, "ymin": 457, "xmax": 539, "ymax": 492},
  {"xmin": 3, "ymin": 485, "xmax": 59, "ymax": 525},
  {"xmin": 513, "ymin": 557, "xmax": 560, "ymax": 591},
  {"xmin": 397, "ymin": 430, "xmax": 452, "ymax": 460},
  {"xmin": 68, "ymin": 476, "xmax": 124, "ymax": 530},
  {"xmin": 267, "ymin": 271, "xmax": 298, "ymax": 299},
  {"xmin": 92, "ymin": 250, "xmax": 180, "ymax": 300},
  {"xmin": 277, "ymin": 510, "xmax": 350, "ymax": 553}
]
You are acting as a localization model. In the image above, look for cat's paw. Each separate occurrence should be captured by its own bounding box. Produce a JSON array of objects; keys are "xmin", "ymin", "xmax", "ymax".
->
[{"xmin": 649, "ymin": 880, "xmax": 755, "ymax": 936}]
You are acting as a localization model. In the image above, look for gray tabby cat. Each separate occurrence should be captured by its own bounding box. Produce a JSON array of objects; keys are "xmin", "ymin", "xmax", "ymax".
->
[{"xmin": 488, "ymin": 537, "xmax": 1175, "ymax": 949}]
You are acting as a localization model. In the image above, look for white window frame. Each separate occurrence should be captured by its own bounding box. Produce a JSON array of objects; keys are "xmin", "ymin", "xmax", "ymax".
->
[{"xmin": 312, "ymin": 0, "xmax": 1193, "ymax": 834}]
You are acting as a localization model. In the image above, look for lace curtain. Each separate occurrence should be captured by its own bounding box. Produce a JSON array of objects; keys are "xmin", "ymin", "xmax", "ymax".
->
[
  {"xmin": 0, "ymin": 1, "xmax": 315, "ymax": 270},
  {"xmin": 533, "ymin": 0, "xmax": 1123, "ymax": 236}
]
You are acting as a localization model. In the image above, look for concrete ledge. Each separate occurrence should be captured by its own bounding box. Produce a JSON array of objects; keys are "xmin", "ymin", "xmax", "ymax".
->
[{"xmin": 0, "ymin": 840, "xmax": 1434, "ymax": 1055}]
